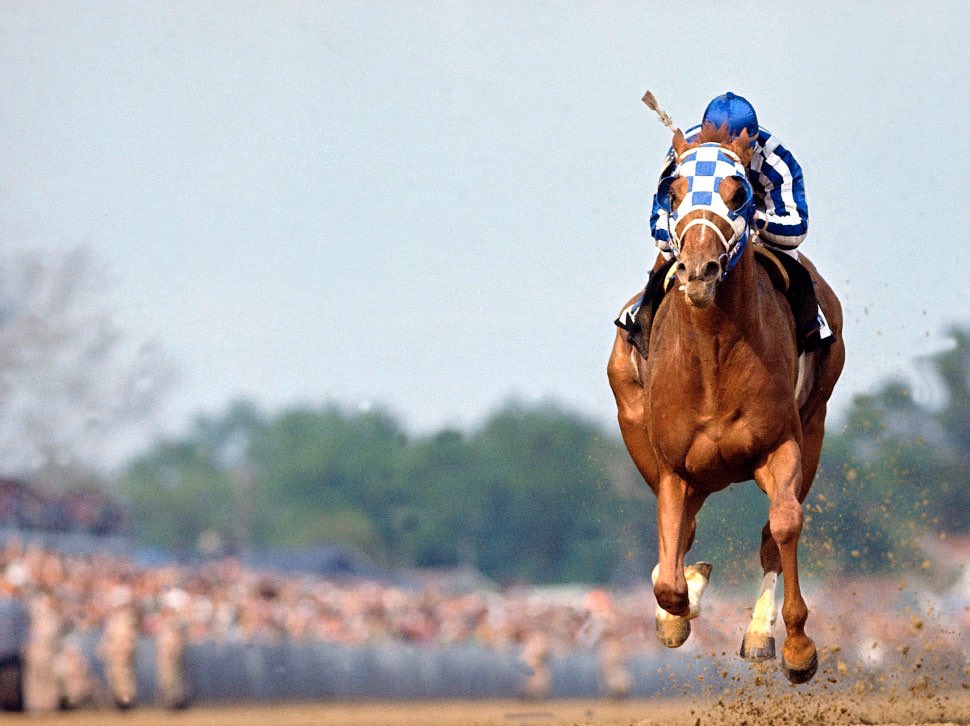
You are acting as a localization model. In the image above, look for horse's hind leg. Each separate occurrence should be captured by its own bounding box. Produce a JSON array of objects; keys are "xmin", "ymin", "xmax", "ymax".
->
[
  {"xmin": 743, "ymin": 409, "xmax": 826, "ymax": 663},
  {"xmin": 740, "ymin": 534, "xmax": 779, "ymax": 661},
  {"xmin": 740, "ymin": 515, "xmax": 785, "ymax": 660},
  {"xmin": 607, "ymin": 329, "xmax": 659, "ymax": 489},
  {"xmin": 753, "ymin": 439, "xmax": 817, "ymax": 684}
]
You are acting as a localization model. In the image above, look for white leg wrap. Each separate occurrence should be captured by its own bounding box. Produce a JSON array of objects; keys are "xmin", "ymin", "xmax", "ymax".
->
[
  {"xmin": 746, "ymin": 572, "xmax": 778, "ymax": 636},
  {"xmin": 684, "ymin": 564, "xmax": 710, "ymax": 620}
]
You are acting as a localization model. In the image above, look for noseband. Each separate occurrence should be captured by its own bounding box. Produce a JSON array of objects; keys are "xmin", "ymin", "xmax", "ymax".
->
[{"xmin": 658, "ymin": 143, "xmax": 756, "ymax": 279}]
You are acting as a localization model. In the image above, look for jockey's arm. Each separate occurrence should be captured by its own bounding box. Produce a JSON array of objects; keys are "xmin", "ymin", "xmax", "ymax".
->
[
  {"xmin": 650, "ymin": 195, "xmax": 675, "ymax": 261},
  {"xmin": 649, "ymin": 150, "xmax": 678, "ymax": 261},
  {"xmin": 751, "ymin": 136, "xmax": 809, "ymax": 250}
]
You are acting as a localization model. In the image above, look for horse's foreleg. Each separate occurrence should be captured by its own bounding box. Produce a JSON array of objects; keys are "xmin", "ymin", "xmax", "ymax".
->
[
  {"xmin": 652, "ymin": 476, "xmax": 706, "ymax": 647},
  {"xmin": 741, "ymin": 400, "xmax": 827, "ymax": 667},
  {"xmin": 754, "ymin": 439, "xmax": 817, "ymax": 684},
  {"xmin": 654, "ymin": 472, "xmax": 691, "ymax": 616},
  {"xmin": 652, "ymin": 560, "xmax": 713, "ymax": 618}
]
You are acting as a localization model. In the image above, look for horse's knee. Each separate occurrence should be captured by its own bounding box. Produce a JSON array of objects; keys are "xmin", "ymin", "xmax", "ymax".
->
[{"xmin": 769, "ymin": 498, "xmax": 803, "ymax": 546}]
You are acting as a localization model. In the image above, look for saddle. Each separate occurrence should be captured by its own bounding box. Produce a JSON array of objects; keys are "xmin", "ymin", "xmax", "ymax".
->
[{"xmin": 615, "ymin": 246, "xmax": 831, "ymax": 359}]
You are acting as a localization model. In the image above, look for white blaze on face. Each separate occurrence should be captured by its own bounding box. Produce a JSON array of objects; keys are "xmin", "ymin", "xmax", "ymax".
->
[
  {"xmin": 746, "ymin": 571, "xmax": 779, "ymax": 637},
  {"xmin": 652, "ymin": 562, "xmax": 711, "ymax": 621}
]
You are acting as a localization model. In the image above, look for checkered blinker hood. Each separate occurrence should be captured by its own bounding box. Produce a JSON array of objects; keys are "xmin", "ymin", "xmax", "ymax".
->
[{"xmin": 657, "ymin": 143, "xmax": 755, "ymax": 274}]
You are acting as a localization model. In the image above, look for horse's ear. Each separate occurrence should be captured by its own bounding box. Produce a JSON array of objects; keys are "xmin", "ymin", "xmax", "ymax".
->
[
  {"xmin": 731, "ymin": 130, "xmax": 754, "ymax": 166},
  {"xmin": 672, "ymin": 129, "xmax": 688, "ymax": 157}
]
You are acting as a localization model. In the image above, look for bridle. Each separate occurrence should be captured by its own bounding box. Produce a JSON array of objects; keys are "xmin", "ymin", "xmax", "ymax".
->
[{"xmin": 657, "ymin": 143, "xmax": 756, "ymax": 280}]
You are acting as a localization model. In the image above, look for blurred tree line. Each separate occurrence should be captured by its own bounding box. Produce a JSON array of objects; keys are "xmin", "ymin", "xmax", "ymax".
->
[
  {"xmin": 122, "ymin": 327, "xmax": 970, "ymax": 584},
  {"xmin": 123, "ymin": 400, "xmax": 643, "ymax": 583}
]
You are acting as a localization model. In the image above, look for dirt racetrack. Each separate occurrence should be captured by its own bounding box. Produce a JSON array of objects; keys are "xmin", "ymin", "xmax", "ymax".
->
[{"xmin": 0, "ymin": 692, "xmax": 966, "ymax": 726}]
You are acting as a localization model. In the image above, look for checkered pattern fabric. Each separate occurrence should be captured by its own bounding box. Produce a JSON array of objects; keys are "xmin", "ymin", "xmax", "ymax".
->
[
  {"xmin": 670, "ymin": 144, "xmax": 749, "ymax": 222},
  {"xmin": 656, "ymin": 142, "xmax": 755, "ymax": 275},
  {"xmin": 651, "ymin": 125, "xmax": 809, "ymax": 253}
]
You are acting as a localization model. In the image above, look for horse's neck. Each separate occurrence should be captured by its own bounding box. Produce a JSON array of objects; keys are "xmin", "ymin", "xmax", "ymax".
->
[
  {"xmin": 711, "ymin": 248, "xmax": 764, "ymax": 330},
  {"xmin": 673, "ymin": 248, "xmax": 765, "ymax": 350}
]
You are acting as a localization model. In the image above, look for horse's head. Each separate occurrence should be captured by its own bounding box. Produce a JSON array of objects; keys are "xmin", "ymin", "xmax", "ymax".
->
[{"xmin": 657, "ymin": 124, "xmax": 756, "ymax": 308}]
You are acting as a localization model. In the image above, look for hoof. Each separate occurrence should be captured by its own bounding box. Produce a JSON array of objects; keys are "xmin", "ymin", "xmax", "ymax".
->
[
  {"xmin": 655, "ymin": 615, "xmax": 691, "ymax": 648},
  {"xmin": 781, "ymin": 650, "xmax": 818, "ymax": 684},
  {"xmin": 740, "ymin": 633, "xmax": 775, "ymax": 661}
]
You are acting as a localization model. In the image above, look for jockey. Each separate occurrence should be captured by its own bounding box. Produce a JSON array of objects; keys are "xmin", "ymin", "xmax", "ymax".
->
[
  {"xmin": 651, "ymin": 92, "xmax": 807, "ymax": 260},
  {"xmin": 626, "ymin": 92, "xmax": 833, "ymax": 353}
]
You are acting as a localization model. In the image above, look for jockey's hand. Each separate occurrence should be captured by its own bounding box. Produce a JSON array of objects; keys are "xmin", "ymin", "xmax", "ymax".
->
[{"xmin": 752, "ymin": 210, "xmax": 766, "ymax": 230}]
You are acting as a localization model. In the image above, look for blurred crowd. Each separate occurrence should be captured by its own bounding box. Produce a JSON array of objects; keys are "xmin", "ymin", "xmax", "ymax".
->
[
  {"xmin": 0, "ymin": 535, "xmax": 966, "ymax": 713},
  {"xmin": 0, "ymin": 480, "xmax": 127, "ymax": 536}
]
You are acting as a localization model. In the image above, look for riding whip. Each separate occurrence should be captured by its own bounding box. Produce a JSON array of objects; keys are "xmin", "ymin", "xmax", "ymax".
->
[{"xmin": 641, "ymin": 90, "xmax": 677, "ymax": 132}]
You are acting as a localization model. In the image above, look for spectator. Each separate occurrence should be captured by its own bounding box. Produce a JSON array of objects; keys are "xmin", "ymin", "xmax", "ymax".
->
[
  {"xmin": 0, "ymin": 571, "xmax": 28, "ymax": 711},
  {"xmin": 598, "ymin": 627, "xmax": 632, "ymax": 699},
  {"xmin": 154, "ymin": 589, "xmax": 188, "ymax": 710},
  {"xmin": 23, "ymin": 592, "xmax": 61, "ymax": 713},
  {"xmin": 98, "ymin": 589, "xmax": 137, "ymax": 710},
  {"xmin": 56, "ymin": 632, "xmax": 101, "ymax": 709},
  {"xmin": 0, "ymin": 535, "xmax": 964, "ymax": 712},
  {"xmin": 519, "ymin": 629, "xmax": 552, "ymax": 700}
]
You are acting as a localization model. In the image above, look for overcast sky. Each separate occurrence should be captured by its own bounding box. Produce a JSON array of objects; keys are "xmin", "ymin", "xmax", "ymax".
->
[{"xmin": 1, "ymin": 2, "xmax": 968, "ymax": 442}]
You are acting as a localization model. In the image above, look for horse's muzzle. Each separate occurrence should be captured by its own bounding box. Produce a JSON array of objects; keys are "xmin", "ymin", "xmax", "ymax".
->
[
  {"xmin": 684, "ymin": 281, "xmax": 716, "ymax": 308},
  {"xmin": 676, "ymin": 260, "xmax": 721, "ymax": 308}
]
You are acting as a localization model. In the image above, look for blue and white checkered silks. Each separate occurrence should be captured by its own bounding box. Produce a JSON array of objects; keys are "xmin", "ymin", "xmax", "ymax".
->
[{"xmin": 656, "ymin": 143, "xmax": 755, "ymax": 275}]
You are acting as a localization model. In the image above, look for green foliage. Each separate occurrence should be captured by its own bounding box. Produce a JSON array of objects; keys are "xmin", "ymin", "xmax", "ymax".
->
[
  {"xmin": 694, "ymin": 482, "xmax": 768, "ymax": 586},
  {"xmin": 468, "ymin": 402, "xmax": 629, "ymax": 583},
  {"xmin": 123, "ymin": 398, "xmax": 644, "ymax": 583},
  {"xmin": 122, "ymin": 441, "xmax": 236, "ymax": 551}
]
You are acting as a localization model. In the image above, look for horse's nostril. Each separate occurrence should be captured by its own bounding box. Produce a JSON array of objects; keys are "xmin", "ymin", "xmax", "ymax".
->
[{"xmin": 703, "ymin": 261, "xmax": 721, "ymax": 280}]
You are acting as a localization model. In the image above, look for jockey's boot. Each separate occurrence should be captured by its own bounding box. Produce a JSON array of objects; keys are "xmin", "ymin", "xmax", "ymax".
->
[
  {"xmin": 805, "ymin": 305, "xmax": 836, "ymax": 352},
  {"xmin": 763, "ymin": 246, "xmax": 836, "ymax": 353}
]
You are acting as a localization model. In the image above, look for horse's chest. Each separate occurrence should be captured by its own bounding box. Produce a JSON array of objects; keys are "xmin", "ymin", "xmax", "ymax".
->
[
  {"xmin": 694, "ymin": 417, "xmax": 765, "ymax": 475},
  {"xmin": 651, "ymin": 391, "xmax": 785, "ymax": 483},
  {"xmin": 646, "ymin": 334, "xmax": 795, "ymax": 480}
]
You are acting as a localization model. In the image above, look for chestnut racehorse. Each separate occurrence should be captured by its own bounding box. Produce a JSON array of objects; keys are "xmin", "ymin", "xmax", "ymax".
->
[{"xmin": 608, "ymin": 125, "xmax": 845, "ymax": 684}]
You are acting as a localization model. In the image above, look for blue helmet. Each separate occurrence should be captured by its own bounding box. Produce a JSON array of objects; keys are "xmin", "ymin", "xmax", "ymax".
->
[{"xmin": 702, "ymin": 92, "xmax": 758, "ymax": 139}]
